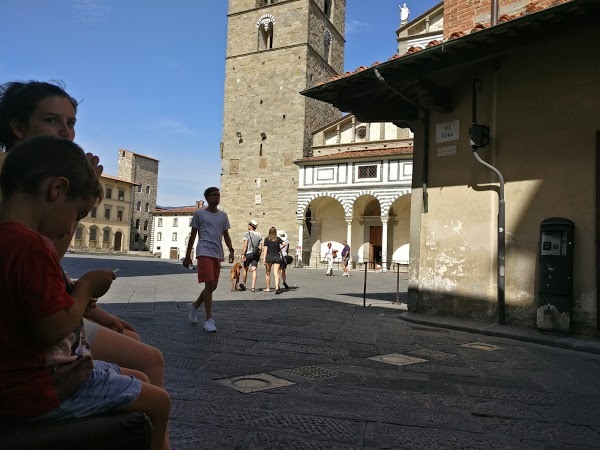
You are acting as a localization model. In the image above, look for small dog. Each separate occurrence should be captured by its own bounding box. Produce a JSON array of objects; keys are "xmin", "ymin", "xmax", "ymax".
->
[{"xmin": 230, "ymin": 262, "xmax": 242, "ymax": 291}]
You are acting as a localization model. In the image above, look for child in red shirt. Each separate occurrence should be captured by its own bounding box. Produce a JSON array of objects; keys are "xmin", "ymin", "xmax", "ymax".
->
[{"xmin": 0, "ymin": 137, "xmax": 170, "ymax": 450}]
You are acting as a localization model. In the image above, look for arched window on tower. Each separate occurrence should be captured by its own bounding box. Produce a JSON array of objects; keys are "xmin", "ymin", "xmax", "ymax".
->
[
  {"xmin": 257, "ymin": 15, "xmax": 274, "ymax": 51},
  {"xmin": 323, "ymin": 30, "xmax": 333, "ymax": 65},
  {"xmin": 324, "ymin": 0, "xmax": 332, "ymax": 19}
]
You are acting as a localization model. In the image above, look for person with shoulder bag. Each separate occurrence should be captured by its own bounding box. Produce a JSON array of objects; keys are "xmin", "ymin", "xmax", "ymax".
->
[
  {"xmin": 240, "ymin": 220, "xmax": 262, "ymax": 292},
  {"xmin": 278, "ymin": 230, "xmax": 292, "ymax": 290}
]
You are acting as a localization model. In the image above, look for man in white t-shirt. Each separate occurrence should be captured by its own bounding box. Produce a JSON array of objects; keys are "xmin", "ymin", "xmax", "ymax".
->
[{"xmin": 183, "ymin": 187, "xmax": 234, "ymax": 332}]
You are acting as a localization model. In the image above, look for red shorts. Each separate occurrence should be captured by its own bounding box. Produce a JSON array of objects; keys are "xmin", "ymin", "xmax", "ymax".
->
[{"xmin": 197, "ymin": 256, "xmax": 221, "ymax": 284}]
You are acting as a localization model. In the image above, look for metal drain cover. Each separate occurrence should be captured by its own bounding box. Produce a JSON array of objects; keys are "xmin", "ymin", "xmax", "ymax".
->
[
  {"xmin": 284, "ymin": 366, "xmax": 342, "ymax": 380},
  {"xmin": 216, "ymin": 373, "xmax": 295, "ymax": 393},
  {"xmin": 410, "ymin": 349, "xmax": 456, "ymax": 359},
  {"xmin": 369, "ymin": 353, "xmax": 427, "ymax": 367},
  {"xmin": 461, "ymin": 342, "xmax": 500, "ymax": 351}
]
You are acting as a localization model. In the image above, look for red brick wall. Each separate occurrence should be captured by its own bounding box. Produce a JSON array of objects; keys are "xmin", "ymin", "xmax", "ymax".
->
[{"xmin": 443, "ymin": 0, "xmax": 560, "ymax": 38}]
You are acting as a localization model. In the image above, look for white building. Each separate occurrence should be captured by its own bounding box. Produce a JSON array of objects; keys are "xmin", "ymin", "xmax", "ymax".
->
[
  {"xmin": 150, "ymin": 201, "xmax": 203, "ymax": 260},
  {"xmin": 295, "ymin": 116, "xmax": 413, "ymax": 271}
]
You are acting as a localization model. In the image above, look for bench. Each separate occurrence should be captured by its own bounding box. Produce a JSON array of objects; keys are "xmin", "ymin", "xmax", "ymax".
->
[{"xmin": 0, "ymin": 411, "xmax": 152, "ymax": 450}]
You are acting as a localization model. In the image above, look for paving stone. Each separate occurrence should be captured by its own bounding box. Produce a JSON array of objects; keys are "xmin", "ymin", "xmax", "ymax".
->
[
  {"xmin": 168, "ymin": 420, "xmax": 247, "ymax": 449},
  {"xmin": 533, "ymin": 404, "xmax": 600, "ymax": 427},
  {"xmin": 237, "ymin": 431, "xmax": 361, "ymax": 450},
  {"xmin": 364, "ymin": 422, "xmax": 521, "ymax": 449},
  {"xmin": 170, "ymin": 399, "xmax": 267, "ymax": 427},
  {"xmin": 461, "ymin": 385, "xmax": 565, "ymax": 405},
  {"xmin": 260, "ymin": 394, "xmax": 376, "ymax": 421},
  {"xmin": 377, "ymin": 404, "xmax": 483, "ymax": 433},
  {"xmin": 475, "ymin": 417, "xmax": 600, "ymax": 447},
  {"xmin": 256, "ymin": 341, "xmax": 350, "ymax": 357},
  {"xmin": 405, "ymin": 364, "xmax": 481, "ymax": 377},
  {"xmin": 252, "ymin": 411, "xmax": 365, "ymax": 444}
]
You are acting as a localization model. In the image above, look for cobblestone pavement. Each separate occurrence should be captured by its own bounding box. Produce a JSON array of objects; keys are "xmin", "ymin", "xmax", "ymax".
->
[{"xmin": 64, "ymin": 255, "xmax": 600, "ymax": 449}]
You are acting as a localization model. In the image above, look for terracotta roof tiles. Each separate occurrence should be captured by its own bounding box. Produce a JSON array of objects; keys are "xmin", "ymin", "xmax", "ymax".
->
[
  {"xmin": 317, "ymin": 0, "xmax": 571, "ymax": 87},
  {"xmin": 153, "ymin": 206, "xmax": 198, "ymax": 214},
  {"xmin": 299, "ymin": 147, "xmax": 413, "ymax": 162}
]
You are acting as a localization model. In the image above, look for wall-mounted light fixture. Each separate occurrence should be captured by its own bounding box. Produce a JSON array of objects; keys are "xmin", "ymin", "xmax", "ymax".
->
[
  {"xmin": 236, "ymin": 132, "xmax": 242, "ymax": 138},
  {"xmin": 260, "ymin": 132, "xmax": 267, "ymax": 140}
]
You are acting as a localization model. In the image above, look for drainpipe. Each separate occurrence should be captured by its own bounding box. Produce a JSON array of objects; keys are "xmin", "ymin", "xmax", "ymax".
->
[
  {"xmin": 491, "ymin": 0, "xmax": 499, "ymax": 26},
  {"xmin": 471, "ymin": 79, "xmax": 505, "ymax": 325}
]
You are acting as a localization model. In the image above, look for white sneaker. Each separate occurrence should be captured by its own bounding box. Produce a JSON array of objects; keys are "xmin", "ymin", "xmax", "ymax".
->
[
  {"xmin": 204, "ymin": 318, "xmax": 217, "ymax": 332},
  {"xmin": 187, "ymin": 303, "xmax": 198, "ymax": 324}
]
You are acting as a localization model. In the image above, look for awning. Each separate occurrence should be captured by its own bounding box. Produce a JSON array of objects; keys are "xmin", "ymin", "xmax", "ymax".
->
[{"xmin": 301, "ymin": 0, "xmax": 598, "ymax": 124}]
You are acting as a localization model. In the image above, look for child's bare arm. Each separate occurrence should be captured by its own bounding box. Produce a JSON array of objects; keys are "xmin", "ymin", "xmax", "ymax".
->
[{"xmin": 31, "ymin": 270, "xmax": 116, "ymax": 345}]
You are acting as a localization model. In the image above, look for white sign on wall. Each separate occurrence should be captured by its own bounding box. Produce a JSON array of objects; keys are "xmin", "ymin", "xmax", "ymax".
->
[
  {"xmin": 436, "ymin": 120, "xmax": 459, "ymax": 143},
  {"xmin": 437, "ymin": 145, "xmax": 457, "ymax": 157}
]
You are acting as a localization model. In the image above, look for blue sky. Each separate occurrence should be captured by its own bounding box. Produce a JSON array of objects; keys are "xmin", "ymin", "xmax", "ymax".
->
[{"xmin": 2, "ymin": 0, "xmax": 438, "ymax": 206}]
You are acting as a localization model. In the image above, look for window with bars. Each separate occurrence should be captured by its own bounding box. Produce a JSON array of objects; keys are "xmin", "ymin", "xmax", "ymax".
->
[
  {"xmin": 103, "ymin": 229, "xmax": 110, "ymax": 242},
  {"xmin": 357, "ymin": 165, "xmax": 378, "ymax": 179},
  {"xmin": 90, "ymin": 228, "xmax": 97, "ymax": 241},
  {"xmin": 75, "ymin": 226, "xmax": 83, "ymax": 240}
]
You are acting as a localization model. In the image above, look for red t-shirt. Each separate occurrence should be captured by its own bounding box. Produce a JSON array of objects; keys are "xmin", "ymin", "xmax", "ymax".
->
[{"xmin": 0, "ymin": 222, "xmax": 93, "ymax": 420}]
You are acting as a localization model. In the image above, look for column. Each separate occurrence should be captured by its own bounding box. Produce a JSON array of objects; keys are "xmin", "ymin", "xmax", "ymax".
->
[
  {"xmin": 381, "ymin": 217, "xmax": 389, "ymax": 272},
  {"xmin": 297, "ymin": 220, "xmax": 303, "ymax": 267},
  {"xmin": 351, "ymin": 116, "xmax": 356, "ymax": 142},
  {"xmin": 346, "ymin": 219, "xmax": 352, "ymax": 266}
]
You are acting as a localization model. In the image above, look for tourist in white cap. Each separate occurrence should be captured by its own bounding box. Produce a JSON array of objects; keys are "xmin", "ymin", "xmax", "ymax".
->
[{"xmin": 240, "ymin": 219, "xmax": 262, "ymax": 292}]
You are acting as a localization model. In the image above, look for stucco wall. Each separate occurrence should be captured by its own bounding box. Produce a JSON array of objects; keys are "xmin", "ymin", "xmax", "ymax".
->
[{"xmin": 412, "ymin": 29, "xmax": 599, "ymax": 333}]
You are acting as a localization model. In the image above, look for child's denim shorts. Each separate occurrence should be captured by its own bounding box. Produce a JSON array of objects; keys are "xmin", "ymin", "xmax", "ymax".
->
[{"xmin": 30, "ymin": 360, "xmax": 143, "ymax": 422}]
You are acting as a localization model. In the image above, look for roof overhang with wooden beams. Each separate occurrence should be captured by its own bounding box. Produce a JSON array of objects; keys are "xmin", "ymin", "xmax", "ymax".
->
[{"xmin": 301, "ymin": 0, "xmax": 598, "ymax": 125}]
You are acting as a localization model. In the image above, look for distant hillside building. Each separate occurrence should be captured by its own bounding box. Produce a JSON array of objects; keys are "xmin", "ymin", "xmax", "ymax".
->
[{"xmin": 117, "ymin": 149, "xmax": 159, "ymax": 251}]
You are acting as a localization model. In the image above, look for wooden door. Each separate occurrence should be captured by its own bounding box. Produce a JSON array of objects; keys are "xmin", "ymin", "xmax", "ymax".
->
[
  {"xmin": 114, "ymin": 232, "xmax": 122, "ymax": 251},
  {"xmin": 370, "ymin": 226, "xmax": 382, "ymax": 269},
  {"xmin": 170, "ymin": 248, "xmax": 178, "ymax": 260}
]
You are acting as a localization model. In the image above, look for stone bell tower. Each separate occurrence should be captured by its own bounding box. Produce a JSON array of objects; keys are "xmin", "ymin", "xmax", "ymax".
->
[{"xmin": 220, "ymin": 0, "xmax": 345, "ymax": 248}]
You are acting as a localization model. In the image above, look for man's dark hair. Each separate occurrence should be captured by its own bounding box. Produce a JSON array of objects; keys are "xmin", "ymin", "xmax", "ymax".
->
[
  {"xmin": 204, "ymin": 186, "xmax": 219, "ymax": 199},
  {"xmin": 0, "ymin": 136, "xmax": 102, "ymax": 201}
]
